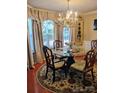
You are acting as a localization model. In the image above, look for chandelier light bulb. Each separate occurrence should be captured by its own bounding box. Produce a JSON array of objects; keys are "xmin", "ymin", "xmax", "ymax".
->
[
  {"xmin": 70, "ymin": 10, "xmax": 72, "ymax": 15},
  {"xmin": 59, "ymin": 13, "xmax": 61, "ymax": 17},
  {"xmin": 75, "ymin": 12, "xmax": 78, "ymax": 17}
]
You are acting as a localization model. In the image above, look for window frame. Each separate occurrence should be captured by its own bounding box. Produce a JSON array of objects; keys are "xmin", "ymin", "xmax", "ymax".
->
[
  {"xmin": 42, "ymin": 20, "xmax": 55, "ymax": 48},
  {"xmin": 63, "ymin": 26, "xmax": 71, "ymax": 46}
]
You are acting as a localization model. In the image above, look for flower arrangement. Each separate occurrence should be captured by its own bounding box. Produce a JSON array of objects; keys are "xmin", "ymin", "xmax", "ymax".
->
[{"xmin": 65, "ymin": 42, "xmax": 72, "ymax": 49}]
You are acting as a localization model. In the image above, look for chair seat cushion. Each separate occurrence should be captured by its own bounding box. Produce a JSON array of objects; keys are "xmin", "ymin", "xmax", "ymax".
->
[
  {"xmin": 54, "ymin": 59, "xmax": 61, "ymax": 62},
  {"xmin": 71, "ymin": 60, "xmax": 86, "ymax": 72},
  {"xmin": 54, "ymin": 61, "xmax": 65, "ymax": 69},
  {"xmin": 73, "ymin": 51, "xmax": 84, "ymax": 57}
]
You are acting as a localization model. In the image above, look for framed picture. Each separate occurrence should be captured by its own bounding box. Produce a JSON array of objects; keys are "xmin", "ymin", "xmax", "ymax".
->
[
  {"xmin": 76, "ymin": 21, "xmax": 83, "ymax": 43},
  {"xmin": 93, "ymin": 19, "xmax": 97, "ymax": 30}
]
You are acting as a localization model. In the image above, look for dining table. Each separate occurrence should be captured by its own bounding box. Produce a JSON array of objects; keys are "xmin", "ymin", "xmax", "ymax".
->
[{"xmin": 52, "ymin": 46, "xmax": 80, "ymax": 72}]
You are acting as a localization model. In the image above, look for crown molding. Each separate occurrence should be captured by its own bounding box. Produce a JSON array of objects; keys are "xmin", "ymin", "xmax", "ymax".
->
[
  {"xmin": 27, "ymin": 4, "xmax": 58, "ymax": 14},
  {"xmin": 81, "ymin": 10, "xmax": 97, "ymax": 16}
]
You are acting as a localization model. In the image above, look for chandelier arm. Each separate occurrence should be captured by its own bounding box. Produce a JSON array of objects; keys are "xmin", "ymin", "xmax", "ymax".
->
[{"xmin": 57, "ymin": 0, "xmax": 78, "ymax": 26}]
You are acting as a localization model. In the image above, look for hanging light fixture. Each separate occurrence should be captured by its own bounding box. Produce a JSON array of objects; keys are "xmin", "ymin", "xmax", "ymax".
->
[{"xmin": 57, "ymin": 0, "xmax": 78, "ymax": 26}]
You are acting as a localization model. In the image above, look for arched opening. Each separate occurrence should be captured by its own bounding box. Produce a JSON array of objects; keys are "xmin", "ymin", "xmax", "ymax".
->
[
  {"xmin": 42, "ymin": 20, "xmax": 54, "ymax": 48},
  {"xmin": 63, "ymin": 26, "xmax": 71, "ymax": 46}
]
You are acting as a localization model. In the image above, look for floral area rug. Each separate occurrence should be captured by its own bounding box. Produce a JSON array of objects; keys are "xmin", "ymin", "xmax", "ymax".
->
[{"xmin": 36, "ymin": 64, "xmax": 97, "ymax": 93}]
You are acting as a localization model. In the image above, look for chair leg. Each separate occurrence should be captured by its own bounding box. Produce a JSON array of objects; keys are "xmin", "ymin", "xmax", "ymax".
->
[
  {"xmin": 83, "ymin": 72, "xmax": 86, "ymax": 81},
  {"xmin": 91, "ymin": 69, "xmax": 94, "ymax": 80},
  {"xmin": 45, "ymin": 66, "xmax": 48, "ymax": 79},
  {"xmin": 64, "ymin": 66, "xmax": 67, "ymax": 78},
  {"xmin": 52, "ymin": 70, "xmax": 55, "ymax": 83}
]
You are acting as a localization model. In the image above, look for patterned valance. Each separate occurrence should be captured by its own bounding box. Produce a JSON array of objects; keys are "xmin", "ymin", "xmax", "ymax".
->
[{"xmin": 27, "ymin": 7, "xmax": 58, "ymax": 21}]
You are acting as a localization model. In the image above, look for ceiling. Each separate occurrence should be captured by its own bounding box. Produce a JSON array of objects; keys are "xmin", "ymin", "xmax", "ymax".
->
[{"xmin": 28, "ymin": 0, "xmax": 97, "ymax": 13}]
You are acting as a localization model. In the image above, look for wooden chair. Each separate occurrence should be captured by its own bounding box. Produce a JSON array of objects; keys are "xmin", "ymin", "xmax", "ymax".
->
[
  {"xmin": 53, "ymin": 40, "xmax": 63, "ymax": 59},
  {"xmin": 53, "ymin": 40, "xmax": 63, "ymax": 49},
  {"xmin": 91, "ymin": 40, "xmax": 97, "ymax": 50},
  {"xmin": 70, "ymin": 49, "xmax": 96, "ymax": 80},
  {"xmin": 91, "ymin": 40, "xmax": 97, "ymax": 63},
  {"xmin": 43, "ymin": 46, "xmax": 67, "ymax": 83}
]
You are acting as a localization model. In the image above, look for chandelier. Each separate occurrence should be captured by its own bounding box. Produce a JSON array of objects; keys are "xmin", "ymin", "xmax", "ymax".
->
[{"xmin": 57, "ymin": 0, "xmax": 78, "ymax": 26}]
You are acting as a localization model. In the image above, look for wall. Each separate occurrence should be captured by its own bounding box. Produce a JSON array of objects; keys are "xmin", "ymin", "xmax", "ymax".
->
[
  {"xmin": 80, "ymin": 11, "xmax": 97, "ymax": 53},
  {"xmin": 83, "ymin": 12, "xmax": 97, "ymax": 41}
]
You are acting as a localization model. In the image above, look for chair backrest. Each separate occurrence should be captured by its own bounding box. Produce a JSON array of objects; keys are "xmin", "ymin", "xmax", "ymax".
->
[
  {"xmin": 53, "ymin": 40, "xmax": 63, "ymax": 49},
  {"xmin": 84, "ymin": 49, "xmax": 96, "ymax": 70},
  {"xmin": 43, "ymin": 46, "xmax": 54, "ymax": 68},
  {"xmin": 91, "ymin": 40, "xmax": 97, "ymax": 50}
]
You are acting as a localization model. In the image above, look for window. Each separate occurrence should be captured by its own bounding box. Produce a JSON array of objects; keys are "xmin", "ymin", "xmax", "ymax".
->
[
  {"xmin": 27, "ymin": 18, "xmax": 35, "ymax": 53},
  {"xmin": 63, "ymin": 27, "xmax": 71, "ymax": 46},
  {"xmin": 42, "ymin": 20, "xmax": 54, "ymax": 48}
]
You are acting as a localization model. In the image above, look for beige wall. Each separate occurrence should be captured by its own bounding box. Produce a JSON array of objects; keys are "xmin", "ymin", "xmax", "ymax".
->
[{"xmin": 83, "ymin": 13, "xmax": 97, "ymax": 41}]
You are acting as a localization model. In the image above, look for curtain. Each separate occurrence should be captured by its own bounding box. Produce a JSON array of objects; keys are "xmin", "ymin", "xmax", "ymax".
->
[
  {"xmin": 58, "ymin": 25, "xmax": 63, "ymax": 41},
  {"xmin": 27, "ymin": 31, "xmax": 35, "ymax": 69},
  {"xmin": 32, "ymin": 20, "xmax": 43, "ymax": 63},
  {"xmin": 27, "ymin": 7, "xmax": 79, "ymax": 68},
  {"xmin": 70, "ymin": 26, "xmax": 76, "ymax": 44},
  {"xmin": 27, "ymin": 7, "xmax": 58, "ymax": 21},
  {"xmin": 54, "ymin": 23, "xmax": 60, "ymax": 40}
]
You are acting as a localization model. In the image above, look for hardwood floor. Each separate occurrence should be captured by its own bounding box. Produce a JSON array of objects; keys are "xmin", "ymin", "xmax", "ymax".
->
[{"xmin": 27, "ymin": 62, "xmax": 52, "ymax": 93}]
